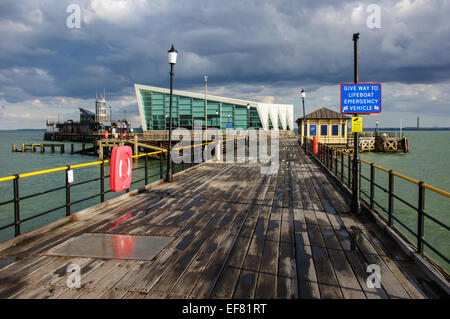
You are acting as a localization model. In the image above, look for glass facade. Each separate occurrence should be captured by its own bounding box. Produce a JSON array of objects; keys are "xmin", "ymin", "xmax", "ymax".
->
[{"xmin": 139, "ymin": 89, "xmax": 263, "ymax": 130}]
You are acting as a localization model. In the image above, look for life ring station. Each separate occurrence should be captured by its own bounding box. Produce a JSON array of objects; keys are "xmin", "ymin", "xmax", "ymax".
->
[{"xmin": 134, "ymin": 84, "xmax": 295, "ymax": 132}]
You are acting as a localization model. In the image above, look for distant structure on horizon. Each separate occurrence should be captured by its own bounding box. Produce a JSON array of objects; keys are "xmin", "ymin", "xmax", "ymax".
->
[{"xmin": 417, "ymin": 116, "xmax": 420, "ymax": 129}]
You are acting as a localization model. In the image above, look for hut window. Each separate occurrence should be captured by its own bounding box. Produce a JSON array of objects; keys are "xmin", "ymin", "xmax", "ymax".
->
[
  {"xmin": 332, "ymin": 125, "xmax": 339, "ymax": 136},
  {"xmin": 309, "ymin": 125, "xmax": 316, "ymax": 136},
  {"xmin": 320, "ymin": 125, "xmax": 328, "ymax": 136}
]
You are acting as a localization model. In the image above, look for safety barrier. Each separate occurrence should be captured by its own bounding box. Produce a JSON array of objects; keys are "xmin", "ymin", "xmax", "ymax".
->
[
  {"xmin": 305, "ymin": 139, "xmax": 449, "ymax": 274},
  {"xmin": 0, "ymin": 137, "xmax": 246, "ymax": 240}
]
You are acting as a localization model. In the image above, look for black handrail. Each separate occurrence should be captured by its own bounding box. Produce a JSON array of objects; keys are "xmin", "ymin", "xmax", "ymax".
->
[
  {"xmin": 0, "ymin": 137, "xmax": 244, "ymax": 241},
  {"xmin": 305, "ymin": 139, "xmax": 449, "ymax": 272}
]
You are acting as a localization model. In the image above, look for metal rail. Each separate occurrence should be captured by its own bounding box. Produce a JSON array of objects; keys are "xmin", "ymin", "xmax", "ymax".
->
[
  {"xmin": 0, "ymin": 137, "xmax": 246, "ymax": 239},
  {"xmin": 305, "ymin": 139, "xmax": 449, "ymax": 272}
]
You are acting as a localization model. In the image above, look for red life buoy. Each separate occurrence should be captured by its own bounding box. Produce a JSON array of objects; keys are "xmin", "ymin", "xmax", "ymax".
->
[
  {"xmin": 313, "ymin": 136, "xmax": 318, "ymax": 154},
  {"xmin": 110, "ymin": 146, "xmax": 133, "ymax": 192},
  {"xmin": 104, "ymin": 131, "xmax": 109, "ymax": 138}
]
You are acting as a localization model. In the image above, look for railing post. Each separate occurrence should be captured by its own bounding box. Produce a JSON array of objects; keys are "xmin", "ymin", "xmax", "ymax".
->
[
  {"xmin": 370, "ymin": 163, "xmax": 375, "ymax": 210},
  {"xmin": 388, "ymin": 170, "xmax": 394, "ymax": 227},
  {"xmin": 340, "ymin": 151, "xmax": 344, "ymax": 181},
  {"xmin": 13, "ymin": 174, "xmax": 20, "ymax": 237},
  {"xmin": 182, "ymin": 149, "xmax": 185, "ymax": 170},
  {"xmin": 330, "ymin": 148, "xmax": 334, "ymax": 172},
  {"xmin": 100, "ymin": 161, "xmax": 105, "ymax": 202},
  {"xmin": 348, "ymin": 154, "xmax": 352, "ymax": 188},
  {"xmin": 159, "ymin": 151, "xmax": 163, "ymax": 179},
  {"xmin": 417, "ymin": 181, "xmax": 425, "ymax": 255},
  {"xmin": 145, "ymin": 155, "xmax": 149, "ymax": 185},
  {"xmin": 65, "ymin": 166, "xmax": 71, "ymax": 216}
]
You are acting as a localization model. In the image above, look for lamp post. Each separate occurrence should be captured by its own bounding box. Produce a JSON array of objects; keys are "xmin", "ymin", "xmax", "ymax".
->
[
  {"xmin": 375, "ymin": 120, "xmax": 379, "ymax": 137},
  {"xmin": 351, "ymin": 33, "xmax": 361, "ymax": 215},
  {"xmin": 204, "ymin": 75, "xmax": 208, "ymax": 159},
  {"xmin": 166, "ymin": 45, "xmax": 177, "ymax": 182},
  {"xmin": 301, "ymin": 89, "xmax": 306, "ymax": 152}
]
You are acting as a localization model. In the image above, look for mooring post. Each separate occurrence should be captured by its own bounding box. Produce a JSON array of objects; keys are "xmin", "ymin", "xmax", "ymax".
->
[
  {"xmin": 71, "ymin": 144, "xmax": 74, "ymax": 154},
  {"xmin": 61, "ymin": 144, "xmax": 65, "ymax": 153},
  {"xmin": 99, "ymin": 142, "xmax": 103, "ymax": 161},
  {"xmin": 12, "ymin": 144, "xmax": 15, "ymax": 152}
]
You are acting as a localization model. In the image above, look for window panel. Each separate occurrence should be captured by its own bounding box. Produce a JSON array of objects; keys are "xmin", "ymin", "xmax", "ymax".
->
[{"xmin": 332, "ymin": 125, "xmax": 339, "ymax": 136}]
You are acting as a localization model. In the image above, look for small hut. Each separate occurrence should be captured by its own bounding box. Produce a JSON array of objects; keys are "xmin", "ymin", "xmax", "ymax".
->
[{"xmin": 296, "ymin": 107, "xmax": 350, "ymax": 146}]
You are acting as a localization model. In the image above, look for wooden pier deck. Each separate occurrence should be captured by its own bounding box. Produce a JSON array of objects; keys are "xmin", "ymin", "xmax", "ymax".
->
[{"xmin": 0, "ymin": 140, "xmax": 447, "ymax": 299}]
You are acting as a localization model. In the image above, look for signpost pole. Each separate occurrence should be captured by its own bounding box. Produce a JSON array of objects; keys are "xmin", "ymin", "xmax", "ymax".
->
[{"xmin": 351, "ymin": 33, "xmax": 361, "ymax": 215}]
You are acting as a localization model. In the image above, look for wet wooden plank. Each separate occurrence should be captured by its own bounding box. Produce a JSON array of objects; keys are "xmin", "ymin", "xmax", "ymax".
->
[{"xmin": 311, "ymin": 246, "xmax": 343, "ymax": 299}]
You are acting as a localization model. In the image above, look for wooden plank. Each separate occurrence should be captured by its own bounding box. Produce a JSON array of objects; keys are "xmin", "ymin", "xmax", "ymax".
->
[
  {"xmin": 277, "ymin": 241, "xmax": 298, "ymax": 298},
  {"xmin": 327, "ymin": 249, "xmax": 366, "ymax": 299},
  {"xmin": 311, "ymin": 246, "xmax": 343, "ymax": 299},
  {"xmin": 190, "ymin": 169, "xmax": 265, "ymax": 298}
]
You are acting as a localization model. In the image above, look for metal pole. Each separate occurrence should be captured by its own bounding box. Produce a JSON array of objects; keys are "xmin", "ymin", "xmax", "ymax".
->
[
  {"xmin": 100, "ymin": 161, "xmax": 105, "ymax": 202},
  {"xmin": 388, "ymin": 170, "xmax": 394, "ymax": 227},
  {"xmin": 302, "ymin": 95, "xmax": 306, "ymax": 152},
  {"xmin": 166, "ymin": 63, "xmax": 174, "ymax": 182},
  {"xmin": 204, "ymin": 75, "xmax": 208, "ymax": 160},
  {"xmin": 65, "ymin": 166, "xmax": 71, "ymax": 216},
  {"xmin": 13, "ymin": 175, "xmax": 20, "ymax": 236},
  {"xmin": 351, "ymin": 32, "xmax": 361, "ymax": 215},
  {"xmin": 145, "ymin": 155, "xmax": 149, "ymax": 185},
  {"xmin": 417, "ymin": 181, "xmax": 425, "ymax": 255},
  {"xmin": 370, "ymin": 163, "xmax": 375, "ymax": 210}
]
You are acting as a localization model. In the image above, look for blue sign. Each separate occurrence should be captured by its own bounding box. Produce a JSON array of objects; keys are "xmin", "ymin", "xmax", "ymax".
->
[
  {"xmin": 340, "ymin": 83, "xmax": 382, "ymax": 114},
  {"xmin": 226, "ymin": 124, "xmax": 232, "ymax": 128},
  {"xmin": 310, "ymin": 125, "xmax": 316, "ymax": 136}
]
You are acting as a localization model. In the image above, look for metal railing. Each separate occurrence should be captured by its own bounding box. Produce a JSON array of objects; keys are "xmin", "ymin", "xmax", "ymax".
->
[
  {"xmin": 305, "ymin": 139, "xmax": 449, "ymax": 273},
  {"xmin": 0, "ymin": 137, "xmax": 246, "ymax": 240}
]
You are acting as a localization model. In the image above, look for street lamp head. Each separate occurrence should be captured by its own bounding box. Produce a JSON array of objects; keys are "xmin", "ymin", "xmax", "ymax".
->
[
  {"xmin": 168, "ymin": 45, "xmax": 178, "ymax": 64},
  {"xmin": 301, "ymin": 89, "xmax": 306, "ymax": 98},
  {"xmin": 247, "ymin": 103, "xmax": 250, "ymax": 109},
  {"xmin": 204, "ymin": 75, "xmax": 208, "ymax": 81}
]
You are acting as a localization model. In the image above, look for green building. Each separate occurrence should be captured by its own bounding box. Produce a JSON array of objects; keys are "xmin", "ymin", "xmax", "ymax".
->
[{"xmin": 135, "ymin": 84, "xmax": 294, "ymax": 131}]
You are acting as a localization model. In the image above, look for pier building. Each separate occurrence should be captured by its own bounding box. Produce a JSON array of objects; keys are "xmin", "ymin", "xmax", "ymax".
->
[
  {"xmin": 297, "ymin": 107, "xmax": 350, "ymax": 146},
  {"xmin": 135, "ymin": 84, "xmax": 294, "ymax": 131}
]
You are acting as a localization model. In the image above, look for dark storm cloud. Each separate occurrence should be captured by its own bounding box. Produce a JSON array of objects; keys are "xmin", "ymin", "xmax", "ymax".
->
[{"xmin": 0, "ymin": 0, "xmax": 449, "ymax": 110}]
